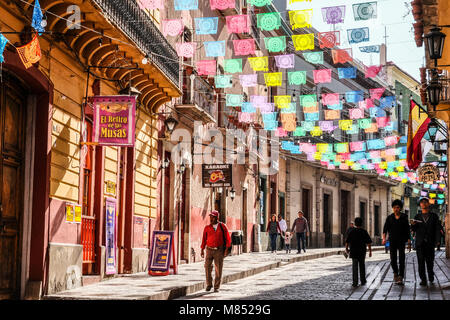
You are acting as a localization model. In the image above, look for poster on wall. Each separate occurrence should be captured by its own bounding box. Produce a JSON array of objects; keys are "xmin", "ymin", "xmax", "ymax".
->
[
  {"xmin": 148, "ymin": 231, "xmax": 177, "ymax": 276},
  {"xmin": 92, "ymin": 96, "xmax": 136, "ymax": 147},
  {"xmin": 105, "ymin": 197, "xmax": 117, "ymax": 275}
]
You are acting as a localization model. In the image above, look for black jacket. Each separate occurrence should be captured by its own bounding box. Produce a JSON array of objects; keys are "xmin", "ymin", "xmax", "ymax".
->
[
  {"xmin": 382, "ymin": 213, "xmax": 411, "ymax": 244},
  {"xmin": 410, "ymin": 212, "xmax": 441, "ymax": 247}
]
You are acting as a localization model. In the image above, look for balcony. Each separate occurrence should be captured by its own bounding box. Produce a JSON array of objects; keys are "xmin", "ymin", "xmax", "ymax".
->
[
  {"xmin": 175, "ymin": 73, "xmax": 217, "ymax": 124},
  {"xmin": 92, "ymin": 0, "xmax": 180, "ymax": 89}
]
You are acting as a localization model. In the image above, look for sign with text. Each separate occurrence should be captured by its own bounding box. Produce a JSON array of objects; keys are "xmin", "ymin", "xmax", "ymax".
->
[
  {"xmin": 65, "ymin": 203, "xmax": 82, "ymax": 224},
  {"xmin": 92, "ymin": 96, "xmax": 136, "ymax": 147},
  {"xmin": 202, "ymin": 164, "xmax": 233, "ymax": 188},
  {"xmin": 148, "ymin": 231, "xmax": 176, "ymax": 275},
  {"xmin": 105, "ymin": 197, "xmax": 117, "ymax": 275},
  {"xmin": 418, "ymin": 164, "xmax": 440, "ymax": 183}
]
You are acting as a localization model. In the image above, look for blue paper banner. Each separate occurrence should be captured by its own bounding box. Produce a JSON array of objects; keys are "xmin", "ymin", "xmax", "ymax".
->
[
  {"xmin": 263, "ymin": 120, "xmax": 278, "ymax": 131},
  {"xmin": 262, "ymin": 112, "xmax": 277, "ymax": 122},
  {"xmin": 345, "ymin": 91, "xmax": 364, "ymax": 103},
  {"xmin": 347, "ymin": 27, "xmax": 370, "ymax": 44},
  {"xmin": 195, "ymin": 17, "xmax": 219, "ymax": 34},
  {"xmin": 327, "ymin": 103, "xmax": 343, "ymax": 110},
  {"xmin": 304, "ymin": 113, "xmax": 319, "ymax": 121},
  {"xmin": 0, "ymin": 33, "xmax": 8, "ymax": 63},
  {"xmin": 174, "ymin": 0, "xmax": 199, "ymax": 10},
  {"xmin": 242, "ymin": 102, "xmax": 256, "ymax": 113},
  {"xmin": 380, "ymin": 96, "xmax": 396, "ymax": 108},
  {"xmin": 370, "ymin": 107, "xmax": 386, "ymax": 118},
  {"xmin": 32, "ymin": 0, "xmax": 45, "ymax": 35},
  {"xmin": 367, "ymin": 139, "xmax": 385, "ymax": 150},
  {"xmin": 338, "ymin": 67, "xmax": 357, "ymax": 79},
  {"xmin": 359, "ymin": 45, "xmax": 380, "ymax": 53},
  {"xmin": 204, "ymin": 40, "xmax": 226, "ymax": 57}
]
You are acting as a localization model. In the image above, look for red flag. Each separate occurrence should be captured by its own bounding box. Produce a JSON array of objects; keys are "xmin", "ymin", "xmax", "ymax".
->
[{"xmin": 407, "ymin": 100, "xmax": 430, "ymax": 170}]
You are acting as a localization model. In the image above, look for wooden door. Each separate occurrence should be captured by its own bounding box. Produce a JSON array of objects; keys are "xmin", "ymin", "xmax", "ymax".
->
[
  {"xmin": 242, "ymin": 188, "xmax": 247, "ymax": 252},
  {"xmin": 0, "ymin": 75, "xmax": 27, "ymax": 299},
  {"xmin": 323, "ymin": 193, "xmax": 332, "ymax": 247}
]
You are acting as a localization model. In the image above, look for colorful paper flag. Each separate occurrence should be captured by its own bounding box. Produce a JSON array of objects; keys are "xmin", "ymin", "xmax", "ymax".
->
[
  {"xmin": 365, "ymin": 65, "xmax": 383, "ymax": 78},
  {"xmin": 248, "ymin": 0, "xmax": 272, "ymax": 6},
  {"xmin": 303, "ymin": 51, "xmax": 324, "ymax": 64},
  {"xmin": 292, "ymin": 34, "xmax": 315, "ymax": 51},
  {"xmin": 349, "ymin": 107, "xmax": 365, "ymax": 119},
  {"xmin": 204, "ymin": 40, "xmax": 226, "ymax": 57},
  {"xmin": 163, "ymin": 19, "xmax": 184, "ymax": 37},
  {"xmin": 338, "ymin": 67, "xmax": 357, "ymax": 79},
  {"xmin": 274, "ymin": 54, "xmax": 294, "ymax": 69},
  {"xmin": 300, "ymin": 95, "xmax": 317, "ymax": 107},
  {"xmin": 322, "ymin": 93, "xmax": 340, "ymax": 106},
  {"xmin": 360, "ymin": 45, "xmax": 380, "ymax": 53},
  {"xmin": 264, "ymin": 72, "xmax": 283, "ymax": 87},
  {"xmin": 257, "ymin": 12, "xmax": 281, "ymax": 31},
  {"xmin": 264, "ymin": 36, "xmax": 286, "ymax": 53},
  {"xmin": 0, "ymin": 33, "xmax": 8, "ymax": 63},
  {"xmin": 210, "ymin": 0, "xmax": 235, "ymax": 10},
  {"xmin": 196, "ymin": 60, "xmax": 216, "ymax": 76},
  {"xmin": 176, "ymin": 42, "xmax": 196, "ymax": 58},
  {"xmin": 353, "ymin": 2, "xmax": 377, "ymax": 21},
  {"xmin": 318, "ymin": 31, "xmax": 340, "ymax": 49},
  {"xmin": 239, "ymin": 74, "xmax": 258, "ymax": 87},
  {"xmin": 194, "ymin": 17, "xmax": 218, "ymax": 35},
  {"xmin": 138, "ymin": 0, "xmax": 164, "ymax": 9},
  {"xmin": 17, "ymin": 33, "xmax": 41, "ymax": 69},
  {"xmin": 174, "ymin": 0, "xmax": 199, "ymax": 10},
  {"xmin": 345, "ymin": 91, "xmax": 364, "ymax": 103},
  {"xmin": 215, "ymin": 75, "xmax": 233, "ymax": 88},
  {"xmin": 226, "ymin": 15, "xmax": 250, "ymax": 34},
  {"xmin": 370, "ymin": 88, "xmax": 385, "ymax": 100},
  {"xmin": 274, "ymin": 95, "xmax": 291, "ymax": 108},
  {"xmin": 32, "ymin": 0, "xmax": 45, "ymax": 35},
  {"xmin": 332, "ymin": 48, "xmax": 353, "ymax": 64},
  {"xmin": 224, "ymin": 59, "xmax": 243, "ymax": 73},
  {"xmin": 347, "ymin": 27, "xmax": 370, "ymax": 44},
  {"xmin": 248, "ymin": 56, "xmax": 268, "ymax": 72},
  {"xmin": 313, "ymin": 69, "xmax": 332, "ymax": 83},
  {"xmin": 324, "ymin": 109, "xmax": 340, "ymax": 120},
  {"xmin": 226, "ymin": 94, "xmax": 243, "ymax": 107},
  {"xmin": 321, "ymin": 6, "xmax": 346, "ymax": 24},
  {"xmin": 288, "ymin": 71, "xmax": 307, "ymax": 85},
  {"xmin": 233, "ymin": 39, "xmax": 256, "ymax": 56},
  {"xmin": 289, "ymin": 9, "xmax": 313, "ymax": 30}
]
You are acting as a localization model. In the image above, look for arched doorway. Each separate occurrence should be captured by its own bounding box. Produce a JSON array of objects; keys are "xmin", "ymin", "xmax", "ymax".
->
[{"xmin": 0, "ymin": 72, "xmax": 28, "ymax": 299}]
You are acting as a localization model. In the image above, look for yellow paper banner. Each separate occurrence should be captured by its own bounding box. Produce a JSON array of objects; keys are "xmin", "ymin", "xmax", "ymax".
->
[
  {"xmin": 248, "ymin": 56, "xmax": 269, "ymax": 71},
  {"xmin": 292, "ymin": 34, "xmax": 315, "ymax": 51},
  {"xmin": 264, "ymin": 72, "xmax": 283, "ymax": 86}
]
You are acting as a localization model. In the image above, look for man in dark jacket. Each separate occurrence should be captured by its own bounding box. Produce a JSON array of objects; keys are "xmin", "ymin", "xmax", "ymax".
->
[
  {"xmin": 291, "ymin": 211, "xmax": 309, "ymax": 254},
  {"xmin": 382, "ymin": 199, "xmax": 411, "ymax": 285},
  {"xmin": 411, "ymin": 197, "xmax": 442, "ymax": 286}
]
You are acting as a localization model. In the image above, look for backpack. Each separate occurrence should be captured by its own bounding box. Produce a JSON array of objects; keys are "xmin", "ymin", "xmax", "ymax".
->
[{"xmin": 219, "ymin": 223, "xmax": 232, "ymax": 255}]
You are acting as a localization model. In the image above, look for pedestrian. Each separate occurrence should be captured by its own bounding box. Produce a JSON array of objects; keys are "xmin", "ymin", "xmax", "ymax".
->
[
  {"xmin": 282, "ymin": 231, "xmax": 293, "ymax": 254},
  {"xmin": 200, "ymin": 210, "xmax": 232, "ymax": 293},
  {"xmin": 278, "ymin": 214, "xmax": 287, "ymax": 251},
  {"xmin": 410, "ymin": 197, "xmax": 442, "ymax": 286},
  {"xmin": 291, "ymin": 210, "xmax": 310, "ymax": 254},
  {"xmin": 345, "ymin": 217, "xmax": 372, "ymax": 288},
  {"xmin": 382, "ymin": 199, "xmax": 411, "ymax": 285},
  {"xmin": 436, "ymin": 220, "xmax": 444, "ymax": 251},
  {"xmin": 266, "ymin": 214, "xmax": 281, "ymax": 253}
]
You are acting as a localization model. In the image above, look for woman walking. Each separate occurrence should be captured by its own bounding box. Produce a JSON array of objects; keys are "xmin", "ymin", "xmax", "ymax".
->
[{"xmin": 267, "ymin": 214, "xmax": 281, "ymax": 253}]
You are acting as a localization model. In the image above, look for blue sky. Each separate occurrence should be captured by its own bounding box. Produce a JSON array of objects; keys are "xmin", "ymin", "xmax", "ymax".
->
[{"xmin": 286, "ymin": 0, "xmax": 424, "ymax": 81}]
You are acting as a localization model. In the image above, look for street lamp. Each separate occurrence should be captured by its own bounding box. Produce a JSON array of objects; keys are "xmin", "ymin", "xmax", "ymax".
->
[
  {"xmin": 161, "ymin": 158, "xmax": 170, "ymax": 169},
  {"xmin": 426, "ymin": 77, "xmax": 442, "ymax": 110},
  {"xmin": 229, "ymin": 187, "xmax": 236, "ymax": 200},
  {"xmin": 177, "ymin": 163, "xmax": 186, "ymax": 174},
  {"xmin": 424, "ymin": 26, "xmax": 446, "ymax": 66},
  {"xmin": 427, "ymin": 118, "xmax": 439, "ymax": 143},
  {"xmin": 164, "ymin": 116, "xmax": 179, "ymax": 135}
]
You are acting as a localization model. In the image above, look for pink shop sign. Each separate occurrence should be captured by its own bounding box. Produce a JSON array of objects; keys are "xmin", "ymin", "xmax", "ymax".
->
[{"xmin": 92, "ymin": 96, "xmax": 136, "ymax": 147}]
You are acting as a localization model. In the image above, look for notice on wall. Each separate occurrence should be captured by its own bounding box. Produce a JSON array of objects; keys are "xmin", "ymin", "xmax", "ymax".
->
[
  {"xmin": 148, "ymin": 231, "xmax": 175, "ymax": 274},
  {"xmin": 105, "ymin": 197, "xmax": 117, "ymax": 275},
  {"xmin": 92, "ymin": 96, "xmax": 136, "ymax": 147},
  {"xmin": 66, "ymin": 203, "xmax": 82, "ymax": 224}
]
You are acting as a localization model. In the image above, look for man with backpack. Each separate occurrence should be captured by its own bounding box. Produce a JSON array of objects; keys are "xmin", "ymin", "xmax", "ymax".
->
[{"xmin": 200, "ymin": 210, "xmax": 231, "ymax": 292}]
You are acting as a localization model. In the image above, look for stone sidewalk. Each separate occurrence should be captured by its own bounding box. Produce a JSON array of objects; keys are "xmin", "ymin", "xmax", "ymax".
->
[{"xmin": 45, "ymin": 247, "xmax": 382, "ymax": 300}]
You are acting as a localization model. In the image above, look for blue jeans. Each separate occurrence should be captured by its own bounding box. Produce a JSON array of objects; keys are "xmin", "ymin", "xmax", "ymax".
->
[
  {"xmin": 296, "ymin": 232, "xmax": 306, "ymax": 252},
  {"xmin": 269, "ymin": 233, "xmax": 278, "ymax": 251}
]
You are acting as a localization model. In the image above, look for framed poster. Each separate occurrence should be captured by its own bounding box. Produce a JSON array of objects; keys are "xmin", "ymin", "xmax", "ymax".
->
[
  {"xmin": 202, "ymin": 164, "xmax": 233, "ymax": 188},
  {"xmin": 148, "ymin": 231, "xmax": 177, "ymax": 275},
  {"xmin": 92, "ymin": 96, "xmax": 136, "ymax": 147},
  {"xmin": 105, "ymin": 197, "xmax": 117, "ymax": 275}
]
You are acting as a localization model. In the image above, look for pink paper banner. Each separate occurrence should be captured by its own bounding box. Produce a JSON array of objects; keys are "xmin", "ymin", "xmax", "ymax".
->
[
  {"xmin": 176, "ymin": 42, "xmax": 196, "ymax": 58},
  {"xmin": 322, "ymin": 93, "xmax": 340, "ymax": 106},
  {"xmin": 210, "ymin": 0, "xmax": 235, "ymax": 10},
  {"xmin": 365, "ymin": 65, "xmax": 383, "ymax": 78},
  {"xmin": 349, "ymin": 107, "xmax": 365, "ymax": 119},
  {"xmin": 274, "ymin": 54, "xmax": 295, "ymax": 69},
  {"xmin": 196, "ymin": 60, "xmax": 216, "ymax": 75},
  {"xmin": 162, "ymin": 19, "xmax": 184, "ymax": 37},
  {"xmin": 313, "ymin": 69, "xmax": 332, "ymax": 83},
  {"xmin": 92, "ymin": 96, "xmax": 136, "ymax": 147},
  {"xmin": 239, "ymin": 74, "xmax": 258, "ymax": 87},
  {"xmin": 138, "ymin": 0, "xmax": 164, "ymax": 10},
  {"xmin": 233, "ymin": 39, "xmax": 256, "ymax": 56},
  {"xmin": 239, "ymin": 112, "xmax": 256, "ymax": 123},
  {"xmin": 384, "ymin": 136, "xmax": 399, "ymax": 146},
  {"xmin": 370, "ymin": 88, "xmax": 385, "ymax": 100},
  {"xmin": 350, "ymin": 141, "xmax": 364, "ymax": 152},
  {"xmin": 226, "ymin": 15, "xmax": 250, "ymax": 34},
  {"xmin": 376, "ymin": 116, "xmax": 390, "ymax": 128}
]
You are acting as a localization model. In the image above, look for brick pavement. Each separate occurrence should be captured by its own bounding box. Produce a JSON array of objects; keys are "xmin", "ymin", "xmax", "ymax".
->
[{"xmin": 44, "ymin": 247, "xmax": 450, "ymax": 300}]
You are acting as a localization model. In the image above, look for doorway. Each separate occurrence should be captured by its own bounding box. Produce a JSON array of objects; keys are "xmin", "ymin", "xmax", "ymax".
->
[
  {"xmin": 242, "ymin": 188, "xmax": 248, "ymax": 252},
  {"xmin": 323, "ymin": 193, "xmax": 332, "ymax": 247},
  {"xmin": 360, "ymin": 201, "xmax": 367, "ymax": 230},
  {"xmin": 0, "ymin": 74, "xmax": 27, "ymax": 299}
]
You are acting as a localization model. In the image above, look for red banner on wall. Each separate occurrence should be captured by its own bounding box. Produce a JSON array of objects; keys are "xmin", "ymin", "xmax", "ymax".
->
[{"xmin": 92, "ymin": 96, "xmax": 136, "ymax": 147}]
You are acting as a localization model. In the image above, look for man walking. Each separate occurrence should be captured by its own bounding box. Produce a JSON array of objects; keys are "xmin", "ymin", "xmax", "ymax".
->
[
  {"xmin": 411, "ymin": 197, "xmax": 442, "ymax": 286},
  {"xmin": 382, "ymin": 199, "xmax": 411, "ymax": 285},
  {"xmin": 345, "ymin": 217, "xmax": 372, "ymax": 288},
  {"xmin": 200, "ymin": 210, "xmax": 231, "ymax": 292},
  {"xmin": 291, "ymin": 210, "xmax": 309, "ymax": 254},
  {"xmin": 278, "ymin": 214, "xmax": 287, "ymax": 251}
]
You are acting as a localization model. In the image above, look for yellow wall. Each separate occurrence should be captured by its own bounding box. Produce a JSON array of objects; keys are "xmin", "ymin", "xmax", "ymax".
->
[{"xmin": 134, "ymin": 110, "xmax": 159, "ymax": 218}]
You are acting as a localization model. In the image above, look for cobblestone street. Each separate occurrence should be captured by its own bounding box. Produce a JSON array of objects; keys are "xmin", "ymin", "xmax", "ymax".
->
[{"xmin": 179, "ymin": 251, "xmax": 450, "ymax": 300}]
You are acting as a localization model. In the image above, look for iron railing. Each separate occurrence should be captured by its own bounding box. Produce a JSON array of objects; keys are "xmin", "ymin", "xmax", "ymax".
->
[
  {"xmin": 92, "ymin": 0, "xmax": 180, "ymax": 89},
  {"xmin": 183, "ymin": 74, "xmax": 216, "ymax": 119}
]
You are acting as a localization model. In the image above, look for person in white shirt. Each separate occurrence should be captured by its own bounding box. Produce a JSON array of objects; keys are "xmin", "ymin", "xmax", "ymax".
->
[{"xmin": 278, "ymin": 214, "xmax": 287, "ymax": 251}]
